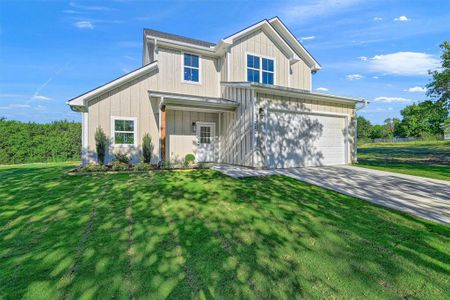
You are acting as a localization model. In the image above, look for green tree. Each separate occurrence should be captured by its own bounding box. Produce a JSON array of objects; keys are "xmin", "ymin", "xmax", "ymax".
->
[
  {"xmin": 142, "ymin": 133, "xmax": 152, "ymax": 163},
  {"xmin": 370, "ymin": 125, "xmax": 384, "ymax": 139},
  {"xmin": 427, "ymin": 41, "xmax": 450, "ymax": 108},
  {"xmin": 357, "ymin": 116, "xmax": 372, "ymax": 140},
  {"xmin": 383, "ymin": 118, "xmax": 401, "ymax": 138},
  {"xmin": 95, "ymin": 127, "xmax": 108, "ymax": 165},
  {"xmin": 397, "ymin": 100, "xmax": 448, "ymax": 138}
]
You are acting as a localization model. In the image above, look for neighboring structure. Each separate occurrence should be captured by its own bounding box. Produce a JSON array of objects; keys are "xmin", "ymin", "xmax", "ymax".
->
[{"xmin": 68, "ymin": 17, "xmax": 365, "ymax": 168}]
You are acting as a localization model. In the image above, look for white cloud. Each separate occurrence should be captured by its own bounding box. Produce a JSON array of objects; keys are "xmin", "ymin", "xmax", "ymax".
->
[
  {"xmin": 316, "ymin": 87, "xmax": 329, "ymax": 91},
  {"xmin": 74, "ymin": 21, "xmax": 94, "ymax": 29},
  {"xmin": 300, "ymin": 36, "xmax": 315, "ymax": 41},
  {"xmin": 283, "ymin": 0, "xmax": 361, "ymax": 23},
  {"xmin": 35, "ymin": 105, "xmax": 47, "ymax": 111},
  {"xmin": 404, "ymin": 86, "xmax": 426, "ymax": 93},
  {"xmin": 358, "ymin": 56, "xmax": 368, "ymax": 61},
  {"xmin": 374, "ymin": 96, "xmax": 411, "ymax": 103},
  {"xmin": 367, "ymin": 52, "xmax": 439, "ymax": 76},
  {"xmin": 394, "ymin": 16, "xmax": 410, "ymax": 22},
  {"xmin": 372, "ymin": 76, "xmax": 379, "ymax": 79},
  {"xmin": 32, "ymin": 94, "xmax": 51, "ymax": 100},
  {"xmin": 373, "ymin": 17, "xmax": 382, "ymax": 21},
  {"xmin": 346, "ymin": 74, "xmax": 364, "ymax": 80},
  {"xmin": 361, "ymin": 107, "xmax": 388, "ymax": 113}
]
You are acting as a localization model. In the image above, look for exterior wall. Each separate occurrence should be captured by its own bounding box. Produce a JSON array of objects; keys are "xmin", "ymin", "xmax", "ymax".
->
[
  {"xmin": 255, "ymin": 93, "xmax": 356, "ymax": 167},
  {"xmin": 86, "ymin": 70, "xmax": 160, "ymax": 164},
  {"xmin": 226, "ymin": 29, "xmax": 313, "ymax": 90},
  {"xmin": 166, "ymin": 110, "xmax": 218, "ymax": 161},
  {"xmin": 228, "ymin": 29, "xmax": 290, "ymax": 87},
  {"xmin": 220, "ymin": 86, "xmax": 255, "ymax": 166},
  {"xmin": 290, "ymin": 60, "xmax": 312, "ymax": 90},
  {"xmin": 157, "ymin": 47, "xmax": 220, "ymax": 97}
]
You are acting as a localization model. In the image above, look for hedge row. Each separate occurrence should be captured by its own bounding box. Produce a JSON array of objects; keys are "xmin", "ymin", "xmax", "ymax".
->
[{"xmin": 0, "ymin": 119, "xmax": 81, "ymax": 164}]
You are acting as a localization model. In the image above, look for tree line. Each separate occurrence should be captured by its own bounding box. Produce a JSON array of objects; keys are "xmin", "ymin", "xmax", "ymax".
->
[
  {"xmin": 0, "ymin": 119, "xmax": 81, "ymax": 164},
  {"xmin": 358, "ymin": 41, "xmax": 450, "ymax": 142}
]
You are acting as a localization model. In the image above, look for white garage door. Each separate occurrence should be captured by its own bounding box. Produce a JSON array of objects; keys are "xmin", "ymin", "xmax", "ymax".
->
[{"xmin": 266, "ymin": 111, "xmax": 347, "ymax": 168}]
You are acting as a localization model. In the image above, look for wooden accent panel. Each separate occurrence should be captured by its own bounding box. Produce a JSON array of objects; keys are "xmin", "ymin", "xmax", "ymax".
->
[{"xmin": 161, "ymin": 105, "xmax": 166, "ymax": 161}]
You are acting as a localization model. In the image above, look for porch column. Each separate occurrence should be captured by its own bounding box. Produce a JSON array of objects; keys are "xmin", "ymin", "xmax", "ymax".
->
[{"xmin": 160, "ymin": 103, "xmax": 166, "ymax": 161}]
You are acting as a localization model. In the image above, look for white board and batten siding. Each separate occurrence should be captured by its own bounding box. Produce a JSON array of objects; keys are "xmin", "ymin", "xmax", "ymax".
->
[
  {"xmin": 228, "ymin": 29, "xmax": 312, "ymax": 90},
  {"xmin": 165, "ymin": 110, "xmax": 218, "ymax": 162},
  {"xmin": 220, "ymin": 86, "xmax": 256, "ymax": 166}
]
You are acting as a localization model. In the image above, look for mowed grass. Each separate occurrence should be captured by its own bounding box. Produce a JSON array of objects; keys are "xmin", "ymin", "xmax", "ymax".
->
[
  {"xmin": 1, "ymin": 163, "xmax": 449, "ymax": 299},
  {"xmin": 357, "ymin": 140, "xmax": 450, "ymax": 180}
]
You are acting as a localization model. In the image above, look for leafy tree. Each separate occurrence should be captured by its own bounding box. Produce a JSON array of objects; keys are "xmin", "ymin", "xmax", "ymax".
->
[
  {"xmin": 95, "ymin": 127, "xmax": 108, "ymax": 165},
  {"xmin": 142, "ymin": 133, "xmax": 152, "ymax": 163},
  {"xmin": 370, "ymin": 125, "xmax": 385, "ymax": 139},
  {"xmin": 357, "ymin": 116, "xmax": 372, "ymax": 140},
  {"xmin": 383, "ymin": 118, "xmax": 401, "ymax": 138},
  {"xmin": 427, "ymin": 41, "xmax": 450, "ymax": 108},
  {"xmin": 397, "ymin": 100, "xmax": 448, "ymax": 137}
]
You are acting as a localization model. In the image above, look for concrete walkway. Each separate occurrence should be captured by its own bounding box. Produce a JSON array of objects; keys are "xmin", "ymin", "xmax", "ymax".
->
[{"xmin": 212, "ymin": 164, "xmax": 450, "ymax": 225}]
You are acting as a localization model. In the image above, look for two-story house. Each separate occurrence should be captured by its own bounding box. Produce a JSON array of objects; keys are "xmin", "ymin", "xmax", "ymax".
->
[{"xmin": 68, "ymin": 17, "xmax": 365, "ymax": 168}]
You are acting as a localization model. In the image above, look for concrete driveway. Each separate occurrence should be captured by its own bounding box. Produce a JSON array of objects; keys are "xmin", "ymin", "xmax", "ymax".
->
[
  {"xmin": 275, "ymin": 166, "xmax": 450, "ymax": 225},
  {"xmin": 212, "ymin": 164, "xmax": 450, "ymax": 225}
]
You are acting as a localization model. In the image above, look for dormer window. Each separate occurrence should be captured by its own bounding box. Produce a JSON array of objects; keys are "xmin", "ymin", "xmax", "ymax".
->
[
  {"xmin": 183, "ymin": 53, "xmax": 200, "ymax": 83},
  {"xmin": 247, "ymin": 54, "xmax": 275, "ymax": 85}
]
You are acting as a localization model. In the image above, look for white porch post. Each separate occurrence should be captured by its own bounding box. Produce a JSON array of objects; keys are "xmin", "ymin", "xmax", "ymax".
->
[{"xmin": 81, "ymin": 107, "xmax": 89, "ymax": 166}]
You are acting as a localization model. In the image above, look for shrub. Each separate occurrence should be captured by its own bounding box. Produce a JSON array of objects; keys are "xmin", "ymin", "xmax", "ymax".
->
[
  {"xmin": 111, "ymin": 160, "xmax": 129, "ymax": 171},
  {"xmin": 83, "ymin": 163, "xmax": 107, "ymax": 172},
  {"xmin": 134, "ymin": 162, "xmax": 152, "ymax": 171},
  {"xmin": 142, "ymin": 133, "xmax": 152, "ymax": 163},
  {"xmin": 95, "ymin": 127, "xmax": 108, "ymax": 165},
  {"xmin": 185, "ymin": 153, "xmax": 195, "ymax": 164},
  {"xmin": 113, "ymin": 152, "xmax": 130, "ymax": 164},
  {"xmin": 162, "ymin": 160, "xmax": 173, "ymax": 169}
]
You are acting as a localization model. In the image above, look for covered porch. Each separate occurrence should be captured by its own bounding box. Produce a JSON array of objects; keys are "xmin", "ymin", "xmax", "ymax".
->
[{"xmin": 149, "ymin": 91, "xmax": 238, "ymax": 163}]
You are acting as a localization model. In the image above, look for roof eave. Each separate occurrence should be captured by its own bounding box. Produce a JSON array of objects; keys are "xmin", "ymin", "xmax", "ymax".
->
[{"xmin": 67, "ymin": 61, "xmax": 159, "ymax": 108}]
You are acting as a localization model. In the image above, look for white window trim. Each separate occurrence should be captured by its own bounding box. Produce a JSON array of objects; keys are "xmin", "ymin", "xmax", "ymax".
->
[
  {"xmin": 111, "ymin": 116, "xmax": 138, "ymax": 147},
  {"xmin": 245, "ymin": 52, "xmax": 276, "ymax": 85},
  {"xmin": 181, "ymin": 51, "xmax": 202, "ymax": 85}
]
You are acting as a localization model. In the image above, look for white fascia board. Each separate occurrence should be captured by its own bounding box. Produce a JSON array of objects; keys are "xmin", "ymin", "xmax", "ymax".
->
[
  {"xmin": 221, "ymin": 82, "xmax": 364, "ymax": 104},
  {"xmin": 67, "ymin": 61, "xmax": 158, "ymax": 107},
  {"xmin": 147, "ymin": 36, "xmax": 216, "ymax": 53},
  {"xmin": 223, "ymin": 20, "xmax": 298, "ymax": 61},
  {"xmin": 268, "ymin": 17, "xmax": 321, "ymax": 70}
]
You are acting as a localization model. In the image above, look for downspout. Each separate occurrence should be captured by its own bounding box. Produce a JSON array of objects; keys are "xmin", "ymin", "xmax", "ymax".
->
[{"xmin": 354, "ymin": 99, "xmax": 368, "ymax": 163}]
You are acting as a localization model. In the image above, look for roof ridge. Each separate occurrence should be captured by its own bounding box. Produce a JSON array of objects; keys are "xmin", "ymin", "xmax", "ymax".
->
[{"xmin": 144, "ymin": 28, "xmax": 215, "ymax": 48}]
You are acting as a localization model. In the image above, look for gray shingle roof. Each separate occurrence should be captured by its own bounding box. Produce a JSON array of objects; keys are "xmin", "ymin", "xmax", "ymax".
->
[{"xmin": 144, "ymin": 28, "xmax": 215, "ymax": 48}]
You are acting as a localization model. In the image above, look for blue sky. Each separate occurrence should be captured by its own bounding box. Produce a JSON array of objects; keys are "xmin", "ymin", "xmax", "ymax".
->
[{"xmin": 0, "ymin": 0, "xmax": 449, "ymax": 124}]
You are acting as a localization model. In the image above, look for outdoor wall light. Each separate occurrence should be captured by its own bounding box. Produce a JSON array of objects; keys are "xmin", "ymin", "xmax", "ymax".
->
[{"xmin": 192, "ymin": 122, "xmax": 196, "ymax": 133}]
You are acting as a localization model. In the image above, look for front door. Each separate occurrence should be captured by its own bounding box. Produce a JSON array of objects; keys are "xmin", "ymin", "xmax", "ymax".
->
[{"xmin": 196, "ymin": 123, "xmax": 215, "ymax": 162}]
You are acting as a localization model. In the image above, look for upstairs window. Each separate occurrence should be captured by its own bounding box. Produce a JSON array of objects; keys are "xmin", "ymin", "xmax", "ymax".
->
[
  {"xmin": 247, "ymin": 54, "xmax": 275, "ymax": 85},
  {"xmin": 183, "ymin": 53, "xmax": 200, "ymax": 82},
  {"xmin": 262, "ymin": 58, "xmax": 274, "ymax": 84}
]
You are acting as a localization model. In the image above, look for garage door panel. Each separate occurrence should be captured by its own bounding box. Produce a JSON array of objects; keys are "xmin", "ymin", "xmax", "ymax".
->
[{"xmin": 266, "ymin": 111, "xmax": 347, "ymax": 168}]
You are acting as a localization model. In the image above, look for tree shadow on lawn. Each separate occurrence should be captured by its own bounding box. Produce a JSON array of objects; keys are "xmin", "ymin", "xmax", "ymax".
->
[{"xmin": 0, "ymin": 166, "xmax": 449, "ymax": 299}]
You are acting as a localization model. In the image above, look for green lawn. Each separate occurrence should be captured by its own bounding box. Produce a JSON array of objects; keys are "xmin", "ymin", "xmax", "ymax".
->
[
  {"xmin": 357, "ymin": 140, "xmax": 450, "ymax": 180},
  {"xmin": 1, "ymin": 163, "xmax": 449, "ymax": 299}
]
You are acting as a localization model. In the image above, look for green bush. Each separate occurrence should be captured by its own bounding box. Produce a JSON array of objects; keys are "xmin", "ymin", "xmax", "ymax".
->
[
  {"xmin": 0, "ymin": 119, "xmax": 81, "ymax": 164},
  {"xmin": 134, "ymin": 162, "xmax": 152, "ymax": 171},
  {"xmin": 142, "ymin": 133, "xmax": 152, "ymax": 163},
  {"xmin": 113, "ymin": 152, "xmax": 130, "ymax": 164},
  {"xmin": 83, "ymin": 163, "xmax": 108, "ymax": 172},
  {"xmin": 95, "ymin": 127, "xmax": 108, "ymax": 165},
  {"xmin": 111, "ymin": 160, "xmax": 129, "ymax": 171},
  {"xmin": 185, "ymin": 153, "xmax": 195, "ymax": 164}
]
